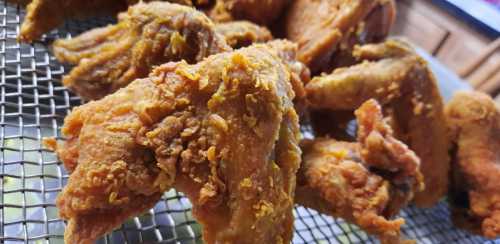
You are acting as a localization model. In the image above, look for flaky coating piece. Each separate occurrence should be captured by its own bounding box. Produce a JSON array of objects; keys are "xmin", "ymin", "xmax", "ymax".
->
[
  {"xmin": 18, "ymin": 0, "xmax": 193, "ymax": 43},
  {"xmin": 50, "ymin": 42, "xmax": 303, "ymax": 244},
  {"xmin": 53, "ymin": 2, "xmax": 230, "ymax": 100},
  {"xmin": 296, "ymin": 99, "xmax": 422, "ymax": 244},
  {"xmin": 446, "ymin": 91, "xmax": 500, "ymax": 239},
  {"xmin": 305, "ymin": 40, "xmax": 449, "ymax": 207},
  {"xmin": 284, "ymin": 0, "xmax": 395, "ymax": 73},
  {"xmin": 214, "ymin": 21, "xmax": 272, "ymax": 49}
]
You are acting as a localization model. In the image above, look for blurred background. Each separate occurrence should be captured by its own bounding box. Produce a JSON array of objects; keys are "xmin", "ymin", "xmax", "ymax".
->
[{"xmin": 392, "ymin": 0, "xmax": 500, "ymax": 101}]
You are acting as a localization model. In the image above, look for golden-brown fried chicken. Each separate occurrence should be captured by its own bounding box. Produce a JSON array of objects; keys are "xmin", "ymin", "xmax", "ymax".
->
[
  {"xmin": 19, "ymin": 0, "xmax": 126, "ymax": 43},
  {"xmin": 305, "ymin": 40, "xmax": 450, "ymax": 207},
  {"xmin": 18, "ymin": 0, "xmax": 194, "ymax": 43},
  {"xmin": 446, "ymin": 91, "xmax": 500, "ymax": 239},
  {"xmin": 296, "ymin": 99, "xmax": 423, "ymax": 243},
  {"xmin": 53, "ymin": 2, "xmax": 231, "ymax": 100},
  {"xmin": 206, "ymin": 0, "xmax": 290, "ymax": 25},
  {"xmin": 284, "ymin": 0, "xmax": 395, "ymax": 73},
  {"xmin": 53, "ymin": 20, "xmax": 269, "ymax": 67},
  {"xmin": 214, "ymin": 21, "xmax": 273, "ymax": 49},
  {"xmin": 18, "ymin": 0, "xmax": 287, "ymax": 43},
  {"xmin": 326, "ymin": 0, "xmax": 397, "ymax": 71},
  {"xmin": 48, "ymin": 41, "xmax": 303, "ymax": 244}
]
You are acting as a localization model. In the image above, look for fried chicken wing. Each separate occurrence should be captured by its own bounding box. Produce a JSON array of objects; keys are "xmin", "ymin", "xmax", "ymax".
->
[
  {"xmin": 53, "ymin": 19, "xmax": 268, "ymax": 67},
  {"xmin": 49, "ymin": 41, "xmax": 303, "ymax": 244},
  {"xmin": 296, "ymin": 99, "xmax": 422, "ymax": 243},
  {"xmin": 214, "ymin": 21, "xmax": 272, "ymax": 49},
  {"xmin": 305, "ymin": 40, "xmax": 449, "ymax": 207},
  {"xmin": 446, "ymin": 91, "xmax": 500, "ymax": 239},
  {"xmin": 284, "ymin": 0, "xmax": 395, "ymax": 73},
  {"xmin": 18, "ymin": 0, "xmax": 194, "ymax": 43},
  {"xmin": 18, "ymin": 0, "xmax": 286, "ymax": 43},
  {"xmin": 53, "ymin": 2, "xmax": 231, "ymax": 100}
]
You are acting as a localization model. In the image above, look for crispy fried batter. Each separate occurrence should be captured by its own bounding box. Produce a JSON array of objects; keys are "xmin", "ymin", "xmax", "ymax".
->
[
  {"xmin": 51, "ymin": 42, "xmax": 303, "ymax": 244},
  {"xmin": 284, "ymin": 0, "xmax": 395, "ymax": 73},
  {"xmin": 19, "ymin": 0, "xmax": 126, "ymax": 43},
  {"xmin": 18, "ymin": 0, "xmax": 288, "ymax": 42},
  {"xmin": 206, "ymin": 0, "xmax": 290, "ymax": 25},
  {"xmin": 296, "ymin": 99, "xmax": 422, "ymax": 243},
  {"xmin": 53, "ymin": 19, "xmax": 269, "ymax": 67},
  {"xmin": 18, "ymin": 0, "xmax": 194, "ymax": 43},
  {"xmin": 446, "ymin": 91, "xmax": 500, "ymax": 239},
  {"xmin": 305, "ymin": 40, "xmax": 449, "ymax": 207},
  {"xmin": 214, "ymin": 21, "xmax": 272, "ymax": 49},
  {"xmin": 53, "ymin": 2, "xmax": 231, "ymax": 100},
  {"xmin": 326, "ymin": 0, "xmax": 396, "ymax": 71}
]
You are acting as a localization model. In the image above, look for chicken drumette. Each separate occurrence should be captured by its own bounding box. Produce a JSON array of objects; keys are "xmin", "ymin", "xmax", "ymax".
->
[
  {"xmin": 296, "ymin": 99, "xmax": 423, "ymax": 243},
  {"xmin": 446, "ymin": 91, "xmax": 500, "ymax": 239},
  {"xmin": 305, "ymin": 40, "xmax": 450, "ymax": 207},
  {"xmin": 45, "ymin": 41, "xmax": 305, "ymax": 244}
]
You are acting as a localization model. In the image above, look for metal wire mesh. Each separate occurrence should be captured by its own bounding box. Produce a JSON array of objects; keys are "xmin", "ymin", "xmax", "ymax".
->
[{"xmin": 0, "ymin": 1, "xmax": 496, "ymax": 243}]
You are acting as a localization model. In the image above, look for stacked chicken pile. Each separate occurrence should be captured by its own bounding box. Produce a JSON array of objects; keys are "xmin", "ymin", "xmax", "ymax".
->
[{"xmin": 14, "ymin": 0, "xmax": 500, "ymax": 243}]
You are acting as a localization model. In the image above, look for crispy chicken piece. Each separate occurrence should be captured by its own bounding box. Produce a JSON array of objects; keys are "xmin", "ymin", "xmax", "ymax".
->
[
  {"xmin": 214, "ymin": 21, "xmax": 273, "ymax": 49},
  {"xmin": 53, "ymin": 20, "xmax": 269, "ymax": 66},
  {"xmin": 284, "ymin": 0, "xmax": 395, "ymax": 73},
  {"xmin": 325, "ymin": 0, "xmax": 397, "ymax": 71},
  {"xmin": 18, "ymin": 0, "xmax": 193, "ymax": 43},
  {"xmin": 296, "ymin": 99, "xmax": 423, "ymax": 243},
  {"xmin": 206, "ymin": 0, "xmax": 290, "ymax": 25},
  {"xmin": 49, "ymin": 42, "xmax": 303, "ymax": 244},
  {"xmin": 19, "ymin": 0, "xmax": 126, "ymax": 43},
  {"xmin": 52, "ymin": 2, "xmax": 231, "ymax": 100},
  {"xmin": 446, "ymin": 91, "xmax": 500, "ymax": 239},
  {"xmin": 305, "ymin": 40, "xmax": 450, "ymax": 207},
  {"xmin": 18, "ymin": 0, "xmax": 285, "ymax": 43}
]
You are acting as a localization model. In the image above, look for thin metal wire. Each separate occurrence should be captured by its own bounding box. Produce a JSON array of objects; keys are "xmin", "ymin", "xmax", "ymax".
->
[{"xmin": 0, "ymin": 1, "xmax": 495, "ymax": 243}]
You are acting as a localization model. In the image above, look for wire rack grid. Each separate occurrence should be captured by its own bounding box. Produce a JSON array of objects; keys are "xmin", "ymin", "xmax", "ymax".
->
[{"xmin": 0, "ymin": 1, "xmax": 495, "ymax": 243}]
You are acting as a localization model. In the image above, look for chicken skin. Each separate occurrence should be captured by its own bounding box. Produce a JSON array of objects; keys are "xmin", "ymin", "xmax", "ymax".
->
[
  {"xmin": 214, "ymin": 21, "xmax": 273, "ymax": 49},
  {"xmin": 17, "ymin": 0, "xmax": 197, "ymax": 43},
  {"xmin": 305, "ymin": 40, "xmax": 450, "ymax": 207},
  {"xmin": 46, "ymin": 41, "xmax": 303, "ymax": 244},
  {"xmin": 284, "ymin": 0, "xmax": 395, "ymax": 73},
  {"xmin": 18, "ymin": 0, "xmax": 286, "ymax": 43},
  {"xmin": 206, "ymin": 0, "xmax": 290, "ymax": 25},
  {"xmin": 446, "ymin": 91, "xmax": 500, "ymax": 239},
  {"xmin": 53, "ymin": 18, "xmax": 269, "ymax": 67},
  {"xmin": 52, "ymin": 2, "xmax": 231, "ymax": 100},
  {"xmin": 296, "ymin": 99, "xmax": 423, "ymax": 243}
]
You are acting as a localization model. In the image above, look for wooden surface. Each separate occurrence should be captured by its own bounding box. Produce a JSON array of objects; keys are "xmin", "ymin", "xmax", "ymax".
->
[{"xmin": 392, "ymin": 0, "xmax": 500, "ymax": 95}]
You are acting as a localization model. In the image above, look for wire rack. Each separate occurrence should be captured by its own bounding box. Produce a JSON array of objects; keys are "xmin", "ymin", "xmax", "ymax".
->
[{"xmin": 0, "ymin": 1, "xmax": 496, "ymax": 243}]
